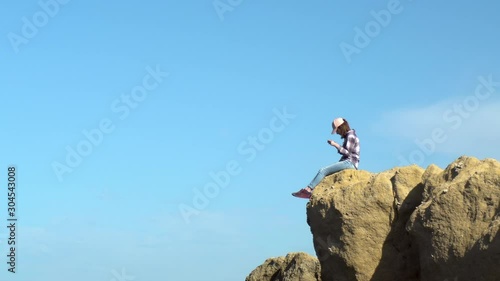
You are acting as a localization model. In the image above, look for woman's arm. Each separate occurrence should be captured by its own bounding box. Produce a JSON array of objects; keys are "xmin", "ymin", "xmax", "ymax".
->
[{"xmin": 337, "ymin": 135, "xmax": 356, "ymax": 157}]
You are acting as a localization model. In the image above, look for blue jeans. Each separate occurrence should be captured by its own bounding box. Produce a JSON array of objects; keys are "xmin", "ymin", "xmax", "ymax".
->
[{"xmin": 308, "ymin": 160, "xmax": 356, "ymax": 189}]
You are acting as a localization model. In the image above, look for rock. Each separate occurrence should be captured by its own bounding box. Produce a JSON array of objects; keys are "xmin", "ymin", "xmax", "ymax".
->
[
  {"xmin": 407, "ymin": 156, "xmax": 500, "ymax": 281},
  {"xmin": 247, "ymin": 156, "xmax": 500, "ymax": 281},
  {"xmin": 307, "ymin": 165, "xmax": 425, "ymax": 281},
  {"xmin": 245, "ymin": 252, "xmax": 321, "ymax": 281}
]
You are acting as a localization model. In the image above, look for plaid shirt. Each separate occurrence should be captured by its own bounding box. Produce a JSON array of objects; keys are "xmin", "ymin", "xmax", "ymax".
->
[{"xmin": 338, "ymin": 129, "xmax": 360, "ymax": 169}]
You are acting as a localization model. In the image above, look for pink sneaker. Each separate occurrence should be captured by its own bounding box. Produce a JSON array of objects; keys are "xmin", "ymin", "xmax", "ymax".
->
[{"xmin": 292, "ymin": 188, "xmax": 312, "ymax": 199}]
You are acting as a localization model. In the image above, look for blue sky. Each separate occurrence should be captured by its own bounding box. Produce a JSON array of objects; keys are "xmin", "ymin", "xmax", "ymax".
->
[{"xmin": 1, "ymin": 0, "xmax": 499, "ymax": 280}]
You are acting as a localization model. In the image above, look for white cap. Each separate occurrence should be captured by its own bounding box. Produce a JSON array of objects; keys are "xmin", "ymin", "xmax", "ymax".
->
[{"xmin": 332, "ymin": 118, "xmax": 344, "ymax": 134}]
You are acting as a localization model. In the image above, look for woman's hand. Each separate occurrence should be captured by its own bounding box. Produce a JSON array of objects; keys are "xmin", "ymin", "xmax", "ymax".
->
[{"xmin": 327, "ymin": 140, "xmax": 339, "ymax": 148}]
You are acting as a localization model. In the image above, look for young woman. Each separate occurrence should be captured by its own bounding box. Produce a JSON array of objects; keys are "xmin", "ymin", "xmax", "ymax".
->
[{"xmin": 292, "ymin": 117, "xmax": 360, "ymax": 199}]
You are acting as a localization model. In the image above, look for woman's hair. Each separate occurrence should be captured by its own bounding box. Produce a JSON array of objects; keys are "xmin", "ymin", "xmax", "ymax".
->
[{"xmin": 336, "ymin": 119, "xmax": 351, "ymax": 137}]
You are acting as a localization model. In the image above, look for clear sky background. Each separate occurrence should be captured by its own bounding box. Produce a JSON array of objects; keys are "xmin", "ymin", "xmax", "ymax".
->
[{"xmin": 1, "ymin": 0, "xmax": 499, "ymax": 280}]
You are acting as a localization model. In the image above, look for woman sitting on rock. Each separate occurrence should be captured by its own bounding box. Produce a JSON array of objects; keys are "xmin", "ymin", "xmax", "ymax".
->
[{"xmin": 292, "ymin": 117, "xmax": 360, "ymax": 199}]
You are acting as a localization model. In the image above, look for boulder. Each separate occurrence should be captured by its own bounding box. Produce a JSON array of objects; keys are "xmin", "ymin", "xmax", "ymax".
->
[
  {"xmin": 307, "ymin": 165, "xmax": 424, "ymax": 281},
  {"xmin": 407, "ymin": 156, "xmax": 500, "ymax": 281},
  {"xmin": 247, "ymin": 156, "xmax": 500, "ymax": 281},
  {"xmin": 245, "ymin": 252, "xmax": 321, "ymax": 281}
]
